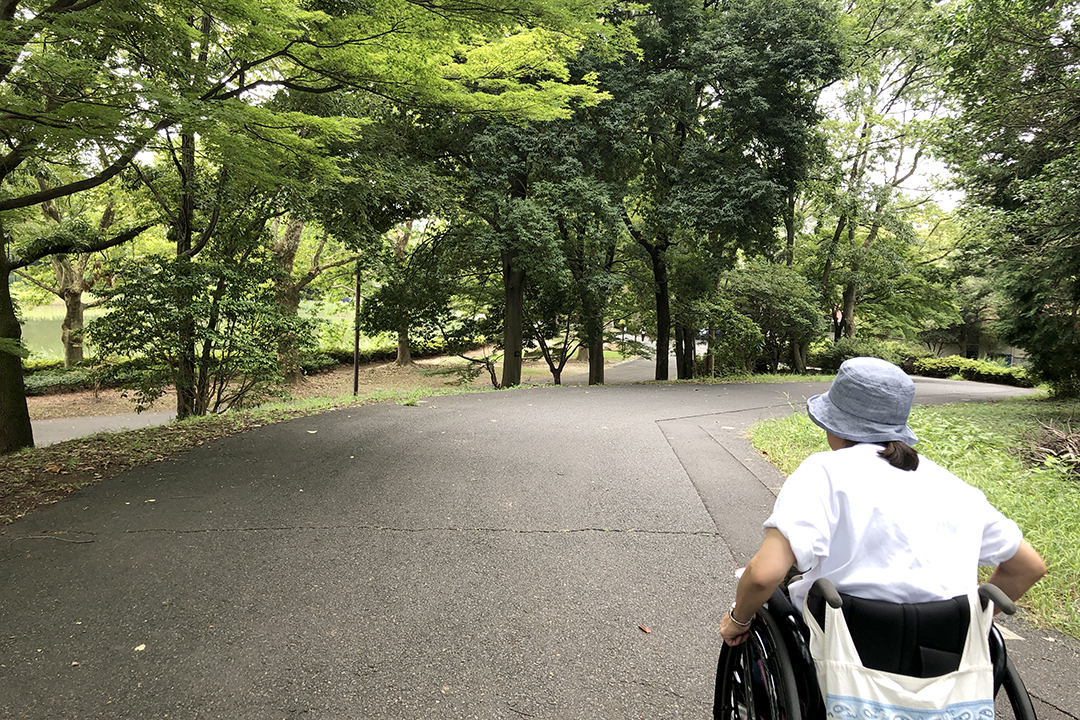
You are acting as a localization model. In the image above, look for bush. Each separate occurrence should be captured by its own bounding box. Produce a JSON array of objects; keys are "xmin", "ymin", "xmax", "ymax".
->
[
  {"xmin": 703, "ymin": 311, "xmax": 765, "ymax": 376},
  {"xmin": 912, "ymin": 356, "xmax": 1035, "ymax": 387},
  {"xmin": 22, "ymin": 358, "xmax": 65, "ymax": 375},
  {"xmin": 299, "ymin": 352, "xmax": 341, "ymax": 376},
  {"xmin": 809, "ymin": 338, "xmax": 933, "ymax": 372},
  {"xmin": 23, "ymin": 357, "xmax": 169, "ymax": 395},
  {"xmin": 315, "ymin": 336, "xmax": 450, "ymax": 369},
  {"xmin": 23, "ymin": 369, "xmax": 95, "ymax": 395}
]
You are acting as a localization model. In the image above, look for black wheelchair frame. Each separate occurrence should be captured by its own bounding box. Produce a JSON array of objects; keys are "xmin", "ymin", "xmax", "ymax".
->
[{"xmin": 713, "ymin": 582, "xmax": 1038, "ymax": 720}]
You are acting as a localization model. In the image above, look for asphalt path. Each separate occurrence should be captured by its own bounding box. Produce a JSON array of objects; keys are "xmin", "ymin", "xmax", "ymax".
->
[{"xmin": 4, "ymin": 369, "xmax": 1076, "ymax": 719}]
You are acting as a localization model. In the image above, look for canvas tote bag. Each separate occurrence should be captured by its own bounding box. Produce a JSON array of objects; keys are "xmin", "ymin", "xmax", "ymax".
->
[{"xmin": 804, "ymin": 593, "xmax": 996, "ymax": 720}]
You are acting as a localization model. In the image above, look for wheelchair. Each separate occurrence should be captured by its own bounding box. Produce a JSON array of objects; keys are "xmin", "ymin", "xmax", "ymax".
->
[{"xmin": 713, "ymin": 580, "xmax": 1038, "ymax": 720}]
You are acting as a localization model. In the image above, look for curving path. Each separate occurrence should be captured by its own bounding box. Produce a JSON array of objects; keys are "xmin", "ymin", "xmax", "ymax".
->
[{"xmin": 3, "ymin": 377, "xmax": 1075, "ymax": 719}]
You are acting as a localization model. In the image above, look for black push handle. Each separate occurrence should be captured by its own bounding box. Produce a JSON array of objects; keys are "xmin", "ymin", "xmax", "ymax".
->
[
  {"xmin": 809, "ymin": 578, "xmax": 843, "ymax": 608},
  {"xmin": 979, "ymin": 583, "xmax": 1016, "ymax": 615},
  {"xmin": 808, "ymin": 579, "xmax": 1014, "ymax": 615}
]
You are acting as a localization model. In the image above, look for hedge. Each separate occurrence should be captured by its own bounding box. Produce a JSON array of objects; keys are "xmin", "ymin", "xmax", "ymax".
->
[
  {"xmin": 912, "ymin": 356, "xmax": 1035, "ymax": 388},
  {"xmin": 809, "ymin": 338, "xmax": 934, "ymax": 372}
]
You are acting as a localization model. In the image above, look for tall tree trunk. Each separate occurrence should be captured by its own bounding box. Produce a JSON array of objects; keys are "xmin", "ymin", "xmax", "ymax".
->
[
  {"xmin": 277, "ymin": 283, "xmax": 302, "ymax": 380},
  {"xmin": 651, "ymin": 247, "xmax": 671, "ymax": 381},
  {"xmin": 59, "ymin": 288, "xmax": 85, "ymax": 367},
  {"xmin": 840, "ymin": 281, "xmax": 857, "ymax": 338},
  {"xmin": 684, "ymin": 326, "xmax": 696, "ymax": 378},
  {"xmin": 623, "ymin": 214, "xmax": 671, "ymax": 380},
  {"xmin": 174, "ymin": 125, "xmax": 198, "ymax": 421},
  {"xmin": 501, "ymin": 248, "xmax": 524, "ymax": 387},
  {"xmin": 783, "ymin": 191, "xmax": 797, "ymax": 267},
  {"xmin": 839, "ymin": 221, "xmax": 881, "ymax": 341},
  {"xmin": 674, "ymin": 323, "xmax": 695, "ymax": 379},
  {"xmin": 272, "ymin": 217, "xmax": 306, "ymax": 382},
  {"xmin": 0, "ymin": 230, "xmax": 34, "ymax": 454},
  {"xmin": 588, "ymin": 334, "xmax": 604, "ymax": 385},
  {"xmin": 37, "ymin": 177, "xmax": 102, "ymax": 368},
  {"xmin": 394, "ymin": 222, "xmax": 413, "ymax": 366},
  {"xmin": 790, "ymin": 337, "xmax": 808, "ymax": 374},
  {"xmin": 582, "ymin": 292, "xmax": 605, "ymax": 385},
  {"xmin": 674, "ymin": 324, "xmax": 685, "ymax": 378},
  {"xmin": 821, "ymin": 215, "xmax": 846, "ymax": 289},
  {"xmin": 173, "ymin": 15, "xmax": 212, "ymax": 420},
  {"xmin": 396, "ymin": 322, "xmax": 411, "ymax": 366}
]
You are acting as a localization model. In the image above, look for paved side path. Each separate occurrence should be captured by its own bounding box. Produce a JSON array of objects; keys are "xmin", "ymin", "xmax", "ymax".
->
[
  {"xmin": 5, "ymin": 378, "xmax": 1075, "ymax": 719},
  {"xmin": 31, "ymin": 411, "xmax": 177, "ymax": 447}
]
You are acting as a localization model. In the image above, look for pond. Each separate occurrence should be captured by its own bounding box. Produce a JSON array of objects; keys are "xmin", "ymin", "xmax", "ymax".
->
[
  {"xmin": 21, "ymin": 316, "xmax": 65, "ymax": 359},
  {"xmin": 20, "ymin": 305, "xmax": 104, "ymax": 360}
]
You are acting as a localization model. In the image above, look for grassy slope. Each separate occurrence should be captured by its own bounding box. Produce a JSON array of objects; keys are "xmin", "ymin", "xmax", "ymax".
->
[{"xmin": 749, "ymin": 396, "xmax": 1080, "ymax": 640}]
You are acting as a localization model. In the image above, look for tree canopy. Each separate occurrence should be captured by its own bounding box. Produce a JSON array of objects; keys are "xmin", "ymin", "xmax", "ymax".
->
[
  {"xmin": 5, "ymin": 0, "xmax": 1080, "ymax": 457},
  {"xmin": 942, "ymin": 0, "xmax": 1080, "ymax": 396},
  {"xmin": 0, "ymin": 0, "xmax": 632, "ymax": 452}
]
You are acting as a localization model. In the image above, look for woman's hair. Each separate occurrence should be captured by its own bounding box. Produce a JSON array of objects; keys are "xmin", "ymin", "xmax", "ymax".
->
[{"xmin": 878, "ymin": 441, "xmax": 919, "ymax": 471}]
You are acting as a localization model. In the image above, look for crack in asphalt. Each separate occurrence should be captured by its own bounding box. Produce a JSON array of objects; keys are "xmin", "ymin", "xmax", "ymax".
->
[
  {"xmin": 654, "ymin": 401, "xmax": 804, "ymax": 424},
  {"xmin": 7, "ymin": 525, "xmax": 722, "ymax": 540},
  {"xmin": 130, "ymin": 525, "xmax": 722, "ymax": 537},
  {"xmin": 1030, "ymin": 694, "xmax": 1080, "ymax": 720}
]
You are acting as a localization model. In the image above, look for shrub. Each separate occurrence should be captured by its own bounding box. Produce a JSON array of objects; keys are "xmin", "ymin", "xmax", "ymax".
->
[
  {"xmin": 809, "ymin": 338, "xmax": 932, "ymax": 372},
  {"xmin": 23, "ymin": 369, "xmax": 95, "ymax": 395},
  {"xmin": 315, "ymin": 335, "xmax": 449, "ymax": 369},
  {"xmin": 299, "ymin": 352, "xmax": 340, "ymax": 376},
  {"xmin": 22, "ymin": 358, "xmax": 65, "ymax": 375},
  {"xmin": 913, "ymin": 356, "xmax": 1034, "ymax": 387},
  {"xmin": 697, "ymin": 308, "xmax": 765, "ymax": 376},
  {"xmin": 21, "ymin": 357, "xmax": 152, "ymax": 395}
]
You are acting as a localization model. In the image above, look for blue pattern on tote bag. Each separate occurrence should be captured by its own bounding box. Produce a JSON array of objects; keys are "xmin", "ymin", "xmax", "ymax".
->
[{"xmin": 826, "ymin": 694, "xmax": 995, "ymax": 720}]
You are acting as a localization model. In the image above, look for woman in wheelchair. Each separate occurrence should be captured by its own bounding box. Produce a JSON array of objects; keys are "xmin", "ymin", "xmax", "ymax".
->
[{"xmin": 716, "ymin": 357, "xmax": 1047, "ymax": 720}]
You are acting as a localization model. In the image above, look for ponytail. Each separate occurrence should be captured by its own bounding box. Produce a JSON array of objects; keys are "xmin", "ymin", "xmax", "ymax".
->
[{"xmin": 878, "ymin": 441, "xmax": 919, "ymax": 471}]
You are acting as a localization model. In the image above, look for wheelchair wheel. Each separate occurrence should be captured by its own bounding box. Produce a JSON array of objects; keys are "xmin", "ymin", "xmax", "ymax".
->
[
  {"xmin": 996, "ymin": 656, "xmax": 1038, "ymax": 720},
  {"xmin": 714, "ymin": 605, "xmax": 802, "ymax": 720}
]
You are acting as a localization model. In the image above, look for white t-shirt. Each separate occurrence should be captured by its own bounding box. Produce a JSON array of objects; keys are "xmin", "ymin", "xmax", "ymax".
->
[{"xmin": 765, "ymin": 443, "xmax": 1022, "ymax": 610}]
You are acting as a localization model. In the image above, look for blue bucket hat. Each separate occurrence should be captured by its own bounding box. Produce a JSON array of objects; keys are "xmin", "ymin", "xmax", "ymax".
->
[{"xmin": 807, "ymin": 357, "xmax": 918, "ymax": 445}]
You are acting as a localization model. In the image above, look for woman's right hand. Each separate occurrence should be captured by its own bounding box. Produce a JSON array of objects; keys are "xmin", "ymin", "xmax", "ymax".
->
[{"xmin": 720, "ymin": 610, "xmax": 753, "ymax": 646}]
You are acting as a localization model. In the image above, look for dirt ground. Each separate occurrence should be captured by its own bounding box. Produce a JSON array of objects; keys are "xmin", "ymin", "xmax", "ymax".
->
[{"xmin": 25, "ymin": 357, "xmax": 565, "ymax": 421}]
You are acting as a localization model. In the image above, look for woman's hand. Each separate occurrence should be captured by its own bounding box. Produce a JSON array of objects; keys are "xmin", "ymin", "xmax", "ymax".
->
[
  {"xmin": 720, "ymin": 610, "xmax": 752, "ymax": 646},
  {"xmin": 721, "ymin": 529, "xmax": 797, "ymax": 647}
]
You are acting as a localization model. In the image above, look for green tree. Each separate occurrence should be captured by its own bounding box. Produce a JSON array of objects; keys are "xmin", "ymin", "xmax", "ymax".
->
[
  {"xmin": 1, "ymin": 220, "xmax": 150, "ymax": 453},
  {"xmin": 807, "ymin": 0, "xmax": 953, "ymax": 342},
  {"xmin": 604, "ymin": 0, "xmax": 841, "ymax": 379},
  {"xmin": 721, "ymin": 259, "xmax": 823, "ymax": 372},
  {"xmin": 7, "ymin": 169, "xmax": 159, "ymax": 367},
  {"xmin": 942, "ymin": 0, "xmax": 1080, "ymax": 396},
  {"xmin": 0, "ymin": 0, "xmax": 621, "ymax": 451},
  {"xmin": 88, "ymin": 250, "xmax": 313, "ymax": 414}
]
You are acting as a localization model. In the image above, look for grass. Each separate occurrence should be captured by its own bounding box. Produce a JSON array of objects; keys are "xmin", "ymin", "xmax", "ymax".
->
[{"xmin": 749, "ymin": 396, "xmax": 1080, "ymax": 640}]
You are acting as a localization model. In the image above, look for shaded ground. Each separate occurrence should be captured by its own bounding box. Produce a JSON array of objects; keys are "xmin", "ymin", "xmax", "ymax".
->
[
  {"xmin": 7, "ymin": 357, "xmax": 596, "ymax": 524},
  {"xmin": 26, "ymin": 356, "xmax": 566, "ymax": 421}
]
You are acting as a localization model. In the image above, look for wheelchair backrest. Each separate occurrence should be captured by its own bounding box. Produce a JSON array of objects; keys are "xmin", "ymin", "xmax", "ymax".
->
[{"xmin": 806, "ymin": 592, "xmax": 970, "ymax": 678}]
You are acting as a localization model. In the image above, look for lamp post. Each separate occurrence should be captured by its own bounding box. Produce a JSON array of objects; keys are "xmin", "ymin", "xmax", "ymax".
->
[{"xmin": 353, "ymin": 259, "xmax": 361, "ymax": 396}]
